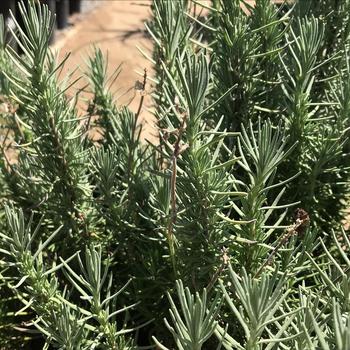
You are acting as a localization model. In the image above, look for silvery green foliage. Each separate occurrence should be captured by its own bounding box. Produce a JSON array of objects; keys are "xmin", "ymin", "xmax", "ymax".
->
[
  {"xmin": 0, "ymin": 205, "xmax": 136, "ymax": 349},
  {"xmin": 4, "ymin": 1, "xmax": 91, "ymax": 241},
  {"xmin": 0, "ymin": 0, "xmax": 350, "ymax": 349},
  {"xmin": 207, "ymin": 0, "xmax": 350, "ymax": 229},
  {"xmin": 153, "ymin": 280, "xmax": 221, "ymax": 350},
  {"xmin": 217, "ymin": 266, "xmax": 300, "ymax": 350}
]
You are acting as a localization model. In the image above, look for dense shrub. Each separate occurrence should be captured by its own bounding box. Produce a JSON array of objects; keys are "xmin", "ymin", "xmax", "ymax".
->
[{"xmin": 0, "ymin": 0, "xmax": 350, "ymax": 349}]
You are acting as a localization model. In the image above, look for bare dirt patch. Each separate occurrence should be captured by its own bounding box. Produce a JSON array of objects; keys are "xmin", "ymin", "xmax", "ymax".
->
[{"xmin": 53, "ymin": 0, "xmax": 156, "ymax": 141}]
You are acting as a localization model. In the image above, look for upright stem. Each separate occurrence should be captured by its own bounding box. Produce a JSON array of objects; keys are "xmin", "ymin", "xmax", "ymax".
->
[
  {"xmin": 166, "ymin": 114, "xmax": 187, "ymax": 277},
  {"xmin": 127, "ymin": 68, "xmax": 147, "ymax": 185},
  {"xmin": 254, "ymin": 209, "xmax": 310, "ymax": 278}
]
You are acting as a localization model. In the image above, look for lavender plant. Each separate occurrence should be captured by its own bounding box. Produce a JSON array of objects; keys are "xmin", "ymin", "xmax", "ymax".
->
[{"xmin": 0, "ymin": 0, "xmax": 350, "ymax": 349}]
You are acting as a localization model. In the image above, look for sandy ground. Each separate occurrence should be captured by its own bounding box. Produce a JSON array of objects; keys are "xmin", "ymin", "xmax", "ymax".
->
[
  {"xmin": 53, "ymin": 0, "xmax": 155, "ymax": 139},
  {"xmin": 50, "ymin": 0, "xmax": 285, "ymax": 141}
]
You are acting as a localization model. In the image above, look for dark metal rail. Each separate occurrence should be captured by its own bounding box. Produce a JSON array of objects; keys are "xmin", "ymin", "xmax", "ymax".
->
[{"xmin": 1, "ymin": 0, "xmax": 83, "ymax": 49}]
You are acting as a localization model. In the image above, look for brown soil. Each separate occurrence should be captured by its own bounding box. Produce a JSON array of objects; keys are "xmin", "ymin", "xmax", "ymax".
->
[
  {"xmin": 51, "ymin": 0, "xmax": 285, "ymax": 141},
  {"xmin": 53, "ymin": 0, "xmax": 156, "ymax": 141}
]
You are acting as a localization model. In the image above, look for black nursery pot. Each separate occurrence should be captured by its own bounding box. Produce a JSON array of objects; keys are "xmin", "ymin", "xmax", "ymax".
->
[
  {"xmin": 0, "ymin": 0, "xmax": 16, "ymax": 49},
  {"xmin": 56, "ymin": 0, "xmax": 69, "ymax": 29},
  {"xmin": 69, "ymin": 0, "xmax": 81, "ymax": 14},
  {"xmin": 43, "ymin": 0, "xmax": 56, "ymax": 15},
  {"xmin": 0, "ymin": 0, "xmax": 15, "ymax": 18}
]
